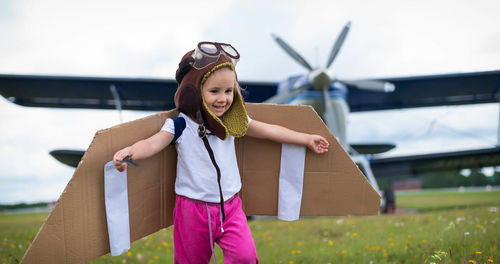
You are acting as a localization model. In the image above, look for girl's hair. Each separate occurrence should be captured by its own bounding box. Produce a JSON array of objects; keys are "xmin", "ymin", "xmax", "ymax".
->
[
  {"xmin": 234, "ymin": 81, "xmax": 245, "ymax": 99},
  {"xmin": 235, "ymin": 81, "xmax": 248, "ymax": 100}
]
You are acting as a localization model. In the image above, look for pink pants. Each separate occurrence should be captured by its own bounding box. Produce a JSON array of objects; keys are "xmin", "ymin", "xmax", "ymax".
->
[{"xmin": 173, "ymin": 195, "xmax": 259, "ymax": 264}]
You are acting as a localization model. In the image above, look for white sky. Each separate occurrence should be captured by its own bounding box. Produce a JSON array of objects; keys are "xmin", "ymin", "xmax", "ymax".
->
[{"xmin": 1, "ymin": 0, "xmax": 499, "ymax": 204}]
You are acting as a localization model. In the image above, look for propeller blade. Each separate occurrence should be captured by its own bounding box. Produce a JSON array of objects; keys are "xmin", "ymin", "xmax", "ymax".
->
[
  {"xmin": 272, "ymin": 33, "xmax": 313, "ymax": 71},
  {"xmin": 326, "ymin": 21, "xmax": 351, "ymax": 69},
  {"xmin": 321, "ymin": 87, "xmax": 337, "ymax": 132},
  {"xmin": 264, "ymin": 81, "xmax": 310, "ymax": 104},
  {"xmin": 321, "ymin": 86, "xmax": 349, "ymax": 150},
  {"xmin": 340, "ymin": 79, "xmax": 395, "ymax": 92}
]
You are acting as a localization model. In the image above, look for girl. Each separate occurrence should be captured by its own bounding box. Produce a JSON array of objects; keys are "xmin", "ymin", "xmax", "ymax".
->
[{"xmin": 113, "ymin": 42, "xmax": 329, "ymax": 263}]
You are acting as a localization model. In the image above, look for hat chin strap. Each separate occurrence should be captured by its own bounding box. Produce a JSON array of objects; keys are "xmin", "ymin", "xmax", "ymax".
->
[{"xmin": 196, "ymin": 110, "xmax": 226, "ymax": 223}]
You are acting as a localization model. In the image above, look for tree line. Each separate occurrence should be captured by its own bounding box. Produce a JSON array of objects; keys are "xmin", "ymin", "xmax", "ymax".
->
[{"xmin": 0, "ymin": 202, "xmax": 49, "ymax": 211}]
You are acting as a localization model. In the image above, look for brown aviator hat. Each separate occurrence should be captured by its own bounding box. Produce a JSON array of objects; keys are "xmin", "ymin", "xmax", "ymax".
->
[{"xmin": 174, "ymin": 42, "xmax": 248, "ymax": 140}]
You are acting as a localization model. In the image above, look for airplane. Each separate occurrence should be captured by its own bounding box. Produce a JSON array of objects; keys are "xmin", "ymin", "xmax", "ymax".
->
[{"xmin": 1, "ymin": 21, "xmax": 500, "ymax": 206}]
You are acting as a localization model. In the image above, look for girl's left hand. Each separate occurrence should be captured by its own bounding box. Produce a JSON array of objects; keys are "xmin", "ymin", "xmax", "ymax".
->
[{"xmin": 307, "ymin": 135, "xmax": 329, "ymax": 154}]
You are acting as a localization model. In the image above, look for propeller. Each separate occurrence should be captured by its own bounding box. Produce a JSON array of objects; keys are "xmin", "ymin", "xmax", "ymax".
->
[
  {"xmin": 340, "ymin": 79, "xmax": 395, "ymax": 92},
  {"xmin": 269, "ymin": 21, "xmax": 396, "ymax": 151},
  {"xmin": 321, "ymin": 85, "xmax": 337, "ymax": 131},
  {"xmin": 271, "ymin": 34, "xmax": 313, "ymax": 71},
  {"xmin": 265, "ymin": 81, "xmax": 310, "ymax": 104},
  {"xmin": 326, "ymin": 21, "xmax": 351, "ymax": 69}
]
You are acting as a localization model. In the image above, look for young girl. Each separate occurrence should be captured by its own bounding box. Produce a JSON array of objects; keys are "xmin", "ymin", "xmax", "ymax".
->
[{"xmin": 113, "ymin": 42, "xmax": 329, "ymax": 263}]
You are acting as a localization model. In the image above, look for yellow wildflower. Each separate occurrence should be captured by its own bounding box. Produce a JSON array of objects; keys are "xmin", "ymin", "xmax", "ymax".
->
[
  {"xmin": 269, "ymin": 242, "xmax": 274, "ymax": 247},
  {"xmin": 475, "ymin": 251, "xmax": 481, "ymax": 254},
  {"xmin": 390, "ymin": 242, "xmax": 395, "ymax": 247},
  {"xmin": 488, "ymin": 259, "xmax": 493, "ymax": 263},
  {"xmin": 162, "ymin": 242, "xmax": 168, "ymax": 247},
  {"xmin": 468, "ymin": 260, "xmax": 475, "ymax": 263},
  {"xmin": 154, "ymin": 255, "xmax": 159, "ymax": 259},
  {"xmin": 342, "ymin": 250, "xmax": 347, "ymax": 254},
  {"xmin": 297, "ymin": 250, "xmax": 301, "ymax": 254},
  {"xmin": 289, "ymin": 261, "xmax": 294, "ymax": 264},
  {"xmin": 407, "ymin": 235, "xmax": 412, "ymax": 239},
  {"xmin": 328, "ymin": 240, "xmax": 334, "ymax": 246},
  {"xmin": 476, "ymin": 224, "xmax": 481, "ymax": 228},
  {"xmin": 148, "ymin": 260, "xmax": 153, "ymax": 264},
  {"xmin": 297, "ymin": 241, "xmax": 303, "ymax": 246},
  {"xmin": 422, "ymin": 240, "xmax": 427, "ymax": 243},
  {"xmin": 127, "ymin": 252, "xmax": 132, "ymax": 257},
  {"xmin": 387, "ymin": 238, "xmax": 392, "ymax": 241},
  {"xmin": 291, "ymin": 250, "xmax": 296, "ymax": 254}
]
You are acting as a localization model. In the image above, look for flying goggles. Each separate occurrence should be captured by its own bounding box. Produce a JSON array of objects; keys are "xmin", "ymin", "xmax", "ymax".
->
[{"xmin": 191, "ymin": 42, "xmax": 240, "ymax": 69}]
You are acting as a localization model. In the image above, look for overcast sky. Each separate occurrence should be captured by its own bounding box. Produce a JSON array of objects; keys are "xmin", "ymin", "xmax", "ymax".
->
[{"xmin": 1, "ymin": 0, "xmax": 499, "ymax": 204}]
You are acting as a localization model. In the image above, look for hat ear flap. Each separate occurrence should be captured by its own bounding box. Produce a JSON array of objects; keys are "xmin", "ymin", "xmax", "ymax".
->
[
  {"xmin": 177, "ymin": 84, "xmax": 201, "ymax": 116},
  {"xmin": 223, "ymin": 87, "xmax": 248, "ymax": 137}
]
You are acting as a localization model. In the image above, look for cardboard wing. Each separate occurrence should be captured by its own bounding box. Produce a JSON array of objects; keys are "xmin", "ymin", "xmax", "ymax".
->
[
  {"xmin": 20, "ymin": 103, "xmax": 380, "ymax": 263},
  {"xmin": 240, "ymin": 104, "xmax": 380, "ymax": 216}
]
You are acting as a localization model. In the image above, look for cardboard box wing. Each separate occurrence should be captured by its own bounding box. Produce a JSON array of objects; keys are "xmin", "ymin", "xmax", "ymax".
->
[
  {"xmin": 240, "ymin": 104, "xmax": 380, "ymax": 216},
  {"xmin": 20, "ymin": 103, "xmax": 380, "ymax": 263}
]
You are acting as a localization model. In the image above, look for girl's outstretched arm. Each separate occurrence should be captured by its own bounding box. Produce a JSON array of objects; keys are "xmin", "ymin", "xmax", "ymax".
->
[
  {"xmin": 113, "ymin": 131, "xmax": 174, "ymax": 172},
  {"xmin": 246, "ymin": 120, "xmax": 329, "ymax": 154}
]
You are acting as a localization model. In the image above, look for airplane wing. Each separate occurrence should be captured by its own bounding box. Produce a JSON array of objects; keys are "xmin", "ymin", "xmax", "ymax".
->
[
  {"xmin": 0, "ymin": 74, "xmax": 277, "ymax": 111},
  {"xmin": 370, "ymin": 146, "xmax": 500, "ymax": 178},
  {"xmin": 346, "ymin": 70, "xmax": 500, "ymax": 112},
  {"xmin": 1, "ymin": 70, "xmax": 499, "ymax": 112}
]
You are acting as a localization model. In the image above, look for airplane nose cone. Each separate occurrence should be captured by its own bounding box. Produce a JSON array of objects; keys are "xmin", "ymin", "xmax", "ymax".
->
[{"xmin": 309, "ymin": 70, "xmax": 332, "ymax": 90}]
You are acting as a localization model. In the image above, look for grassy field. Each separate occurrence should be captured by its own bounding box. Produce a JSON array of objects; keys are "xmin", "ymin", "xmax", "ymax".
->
[
  {"xmin": 396, "ymin": 189, "xmax": 500, "ymax": 212},
  {"xmin": 1, "ymin": 190, "xmax": 499, "ymax": 263}
]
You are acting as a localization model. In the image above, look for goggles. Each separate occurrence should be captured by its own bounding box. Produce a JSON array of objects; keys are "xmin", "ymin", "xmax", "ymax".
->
[{"xmin": 191, "ymin": 42, "xmax": 240, "ymax": 70}]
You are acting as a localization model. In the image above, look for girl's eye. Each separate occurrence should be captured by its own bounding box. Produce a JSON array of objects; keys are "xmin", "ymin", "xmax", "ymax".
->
[{"xmin": 225, "ymin": 89, "xmax": 233, "ymax": 94}]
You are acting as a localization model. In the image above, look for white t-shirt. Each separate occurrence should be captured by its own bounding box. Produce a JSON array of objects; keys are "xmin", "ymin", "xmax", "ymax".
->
[{"xmin": 161, "ymin": 112, "xmax": 251, "ymax": 203}]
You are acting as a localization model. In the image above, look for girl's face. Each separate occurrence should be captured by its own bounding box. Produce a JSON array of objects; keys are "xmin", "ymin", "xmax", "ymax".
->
[{"xmin": 202, "ymin": 67, "xmax": 236, "ymax": 117}]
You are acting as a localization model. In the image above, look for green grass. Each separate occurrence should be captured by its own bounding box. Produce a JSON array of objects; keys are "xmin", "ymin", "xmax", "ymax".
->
[
  {"xmin": 1, "ymin": 190, "xmax": 499, "ymax": 263},
  {"xmin": 396, "ymin": 189, "xmax": 500, "ymax": 212},
  {"xmin": 0, "ymin": 212, "xmax": 46, "ymax": 263}
]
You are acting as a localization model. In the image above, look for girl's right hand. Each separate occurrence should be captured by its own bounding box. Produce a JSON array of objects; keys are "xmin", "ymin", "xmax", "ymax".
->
[
  {"xmin": 307, "ymin": 134, "xmax": 329, "ymax": 154},
  {"xmin": 113, "ymin": 147, "xmax": 131, "ymax": 172}
]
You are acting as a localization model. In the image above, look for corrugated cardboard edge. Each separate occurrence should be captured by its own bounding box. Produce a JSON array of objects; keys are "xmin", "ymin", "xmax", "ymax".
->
[{"xmin": 20, "ymin": 103, "xmax": 380, "ymax": 263}]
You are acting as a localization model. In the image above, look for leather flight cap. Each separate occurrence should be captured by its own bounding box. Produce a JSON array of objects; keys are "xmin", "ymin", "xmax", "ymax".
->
[{"xmin": 174, "ymin": 47, "xmax": 248, "ymax": 140}]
